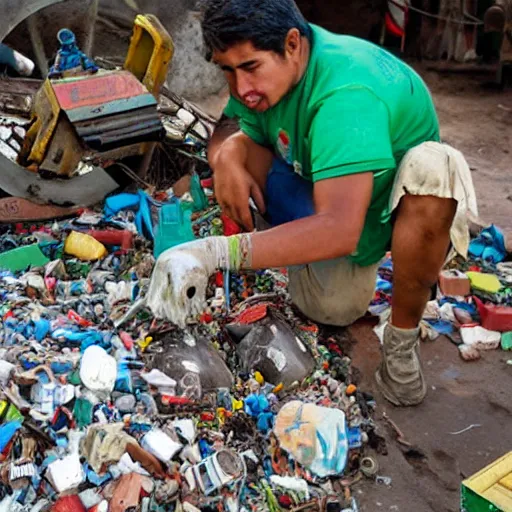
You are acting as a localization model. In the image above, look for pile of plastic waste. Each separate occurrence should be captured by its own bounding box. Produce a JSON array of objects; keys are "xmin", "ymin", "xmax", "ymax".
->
[
  {"xmin": 371, "ymin": 224, "xmax": 512, "ymax": 362},
  {"xmin": 0, "ymin": 177, "xmax": 387, "ymax": 512}
]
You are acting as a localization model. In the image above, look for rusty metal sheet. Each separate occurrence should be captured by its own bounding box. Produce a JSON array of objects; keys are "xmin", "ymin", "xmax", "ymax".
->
[
  {"xmin": 52, "ymin": 71, "xmax": 148, "ymax": 111},
  {"xmin": 66, "ymin": 93, "xmax": 156, "ymax": 123},
  {"xmin": 0, "ymin": 197, "xmax": 78, "ymax": 222}
]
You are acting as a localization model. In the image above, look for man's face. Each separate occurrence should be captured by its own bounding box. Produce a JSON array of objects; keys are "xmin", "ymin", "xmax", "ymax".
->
[{"xmin": 212, "ymin": 39, "xmax": 299, "ymax": 112}]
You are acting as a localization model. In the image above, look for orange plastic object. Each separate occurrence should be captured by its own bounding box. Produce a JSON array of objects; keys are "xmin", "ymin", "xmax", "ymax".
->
[
  {"xmin": 346, "ymin": 384, "xmax": 357, "ymax": 396},
  {"xmin": 439, "ymin": 270, "xmax": 471, "ymax": 297},
  {"xmin": 52, "ymin": 496, "xmax": 86, "ymax": 512},
  {"xmin": 474, "ymin": 296, "xmax": 512, "ymax": 332}
]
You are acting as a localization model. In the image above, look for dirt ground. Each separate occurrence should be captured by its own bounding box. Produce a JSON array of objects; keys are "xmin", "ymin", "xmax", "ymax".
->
[{"xmin": 347, "ymin": 65, "xmax": 512, "ymax": 512}]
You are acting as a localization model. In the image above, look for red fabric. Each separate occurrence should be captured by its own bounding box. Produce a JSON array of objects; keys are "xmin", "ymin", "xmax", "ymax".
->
[{"xmin": 385, "ymin": 11, "xmax": 405, "ymax": 37}]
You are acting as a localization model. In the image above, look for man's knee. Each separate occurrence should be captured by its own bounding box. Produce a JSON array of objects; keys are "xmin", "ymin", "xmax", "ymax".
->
[
  {"xmin": 396, "ymin": 194, "xmax": 457, "ymax": 234},
  {"xmin": 288, "ymin": 260, "xmax": 377, "ymax": 327}
]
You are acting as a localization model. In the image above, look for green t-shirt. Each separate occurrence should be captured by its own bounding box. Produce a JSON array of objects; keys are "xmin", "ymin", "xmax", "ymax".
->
[{"xmin": 224, "ymin": 24, "xmax": 440, "ymax": 266}]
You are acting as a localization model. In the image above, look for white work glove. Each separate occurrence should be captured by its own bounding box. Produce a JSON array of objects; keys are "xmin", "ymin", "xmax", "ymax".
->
[{"xmin": 146, "ymin": 235, "xmax": 252, "ymax": 328}]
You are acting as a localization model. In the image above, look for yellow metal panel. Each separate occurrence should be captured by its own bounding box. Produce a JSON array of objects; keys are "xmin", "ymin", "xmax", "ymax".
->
[
  {"xmin": 463, "ymin": 452, "xmax": 512, "ymax": 494},
  {"xmin": 124, "ymin": 14, "xmax": 174, "ymax": 97}
]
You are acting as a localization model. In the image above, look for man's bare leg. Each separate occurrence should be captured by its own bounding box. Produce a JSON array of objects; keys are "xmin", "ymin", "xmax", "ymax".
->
[
  {"xmin": 376, "ymin": 195, "xmax": 457, "ymax": 406},
  {"xmin": 392, "ymin": 195, "xmax": 457, "ymax": 328}
]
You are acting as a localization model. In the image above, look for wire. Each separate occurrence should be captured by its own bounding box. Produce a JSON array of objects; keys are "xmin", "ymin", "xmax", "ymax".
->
[
  {"xmin": 406, "ymin": 3, "xmax": 484, "ymax": 26},
  {"xmin": 114, "ymin": 161, "xmax": 152, "ymax": 189}
]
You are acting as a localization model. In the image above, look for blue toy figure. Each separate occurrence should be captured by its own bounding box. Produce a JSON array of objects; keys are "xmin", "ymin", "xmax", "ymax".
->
[{"xmin": 48, "ymin": 28, "xmax": 98, "ymax": 78}]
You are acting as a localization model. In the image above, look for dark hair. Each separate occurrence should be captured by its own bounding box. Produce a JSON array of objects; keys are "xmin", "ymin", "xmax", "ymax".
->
[{"xmin": 201, "ymin": 0, "xmax": 311, "ymax": 60}]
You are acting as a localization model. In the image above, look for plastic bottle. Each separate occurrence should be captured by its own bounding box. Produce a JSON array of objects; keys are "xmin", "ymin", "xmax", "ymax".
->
[{"xmin": 114, "ymin": 360, "xmax": 133, "ymax": 394}]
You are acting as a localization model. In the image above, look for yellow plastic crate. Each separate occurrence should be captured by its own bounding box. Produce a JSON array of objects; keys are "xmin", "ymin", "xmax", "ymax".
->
[{"xmin": 462, "ymin": 452, "xmax": 512, "ymax": 512}]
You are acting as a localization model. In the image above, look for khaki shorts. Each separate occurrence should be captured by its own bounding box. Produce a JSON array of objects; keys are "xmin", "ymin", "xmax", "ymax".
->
[{"xmin": 289, "ymin": 141, "xmax": 478, "ymax": 326}]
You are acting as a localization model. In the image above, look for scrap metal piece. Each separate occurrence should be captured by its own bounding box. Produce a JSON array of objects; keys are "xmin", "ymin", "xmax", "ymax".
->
[
  {"xmin": 147, "ymin": 332, "xmax": 233, "ymax": 392},
  {"xmin": 0, "ymin": 197, "xmax": 78, "ymax": 222},
  {"xmin": 0, "ymin": 0, "xmax": 69, "ymax": 44},
  {"xmin": 226, "ymin": 310, "xmax": 316, "ymax": 387},
  {"xmin": 0, "ymin": 154, "xmax": 118, "ymax": 206}
]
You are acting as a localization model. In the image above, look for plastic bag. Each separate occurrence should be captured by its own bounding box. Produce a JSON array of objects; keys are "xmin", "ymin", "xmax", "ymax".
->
[
  {"xmin": 80, "ymin": 346, "xmax": 117, "ymax": 395},
  {"xmin": 0, "ymin": 421, "xmax": 22, "ymax": 451},
  {"xmin": 274, "ymin": 401, "xmax": 348, "ymax": 477},
  {"xmin": 64, "ymin": 231, "xmax": 107, "ymax": 261}
]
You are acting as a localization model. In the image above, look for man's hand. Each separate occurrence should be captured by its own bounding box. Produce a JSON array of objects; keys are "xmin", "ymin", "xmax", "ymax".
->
[
  {"xmin": 209, "ymin": 130, "xmax": 270, "ymax": 232},
  {"xmin": 146, "ymin": 236, "xmax": 248, "ymax": 327},
  {"xmin": 214, "ymin": 158, "xmax": 265, "ymax": 231},
  {"xmin": 146, "ymin": 240, "xmax": 218, "ymax": 328}
]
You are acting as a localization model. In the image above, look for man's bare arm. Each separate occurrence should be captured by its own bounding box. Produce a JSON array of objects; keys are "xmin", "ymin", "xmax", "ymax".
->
[
  {"xmin": 250, "ymin": 173, "xmax": 374, "ymax": 268},
  {"xmin": 207, "ymin": 114, "xmax": 241, "ymax": 168},
  {"xmin": 207, "ymin": 115, "xmax": 273, "ymax": 229}
]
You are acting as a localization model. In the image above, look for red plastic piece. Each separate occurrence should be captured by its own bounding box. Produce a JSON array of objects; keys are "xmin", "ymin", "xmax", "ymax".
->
[
  {"xmin": 161, "ymin": 395, "xmax": 193, "ymax": 406},
  {"xmin": 52, "ymin": 495, "xmax": 86, "ymax": 512},
  {"xmin": 200, "ymin": 312, "xmax": 213, "ymax": 324},
  {"xmin": 215, "ymin": 271, "xmax": 224, "ymax": 288},
  {"xmin": 200, "ymin": 412, "xmax": 215, "ymax": 422},
  {"xmin": 201, "ymin": 177, "xmax": 214, "ymax": 188},
  {"xmin": 87, "ymin": 229, "xmax": 133, "ymax": 251},
  {"xmin": 221, "ymin": 214, "xmax": 242, "ymax": 236},
  {"xmin": 474, "ymin": 296, "xmax": 512, "ymax": 332},
  {"xmin": 68, "ymin": 310, "xmax": 93, "ymax": 327},
  {"xmin": 119, "ymin": 331, "xmax": 134, "ymax": 350},
  {"xmin": 45, "ymin": 277, "xmax": 57, "ymax": 292},
  {"xmin": 233, "ymin": 303, "xmax": 268, "ymax": 325}
]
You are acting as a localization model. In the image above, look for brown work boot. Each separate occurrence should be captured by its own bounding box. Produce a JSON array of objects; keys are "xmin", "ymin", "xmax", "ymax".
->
[
  {"xmin": 484, "ymin": 5, "xmax": 506, "ymax": 33},
  {"xmin": 375, "ymin": 324, "xmax": 426, "ymax": 407}
]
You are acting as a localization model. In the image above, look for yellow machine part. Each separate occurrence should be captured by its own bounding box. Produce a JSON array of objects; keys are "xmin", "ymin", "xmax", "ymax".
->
[
  {"xmin": 124, "ymin": 14, "xmax": 174, "ymax": 97},
  {"xmin": 19, "ymin": 80, "xmax": 62, "ymax": 168}
]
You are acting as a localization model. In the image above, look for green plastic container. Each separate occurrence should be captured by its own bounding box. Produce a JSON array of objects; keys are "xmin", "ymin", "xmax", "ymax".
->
[
  {"xmin": 0, "ymin": 244, "xmax": 49, "ymax": 272},
  {"xmin": 153, "ymin": 199, "xmax": 195, "ymax": 258},
  {"xmin": 501, "ymin": 332, "xmax": 512, "ymax": 351},
  {"xmin": 190, "ymin": 173, "xmax": 209, "ymax": 212}
]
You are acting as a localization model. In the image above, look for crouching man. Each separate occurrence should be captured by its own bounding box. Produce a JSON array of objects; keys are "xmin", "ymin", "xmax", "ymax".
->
[{"xmin": 147, "ymin": 0, "xmax": 478, "ymax": 407}]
